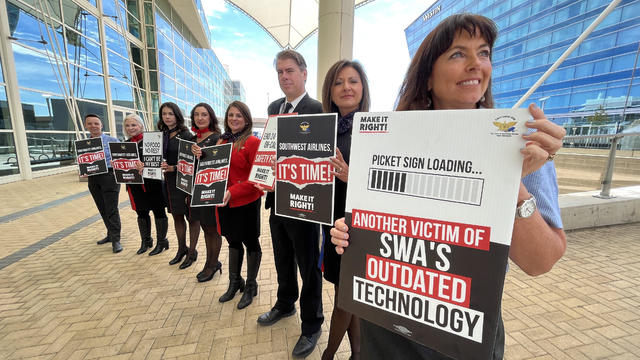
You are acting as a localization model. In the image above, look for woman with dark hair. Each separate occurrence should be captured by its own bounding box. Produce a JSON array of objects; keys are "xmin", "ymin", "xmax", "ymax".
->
[
  {"xmin": 122, "ymin": 113, "xmax": 169, "ymax": 256},
  {"xmin": 320, "ymin": 59, "xmax": 370, "ymax": 360},
  {"xmin": 158, "ymin": 102, "xmax": 200, "ymax": 268},
  {"xmin": 216, "ymin": 101, "xmax": 264, "ymax": 308},
  {"xmin": 330, "ymin": 14, "xmax": 566, "ymax": 359},
  {"xmin": 189, "ymin": 103, "xmax": 224, "ymax": 281}
]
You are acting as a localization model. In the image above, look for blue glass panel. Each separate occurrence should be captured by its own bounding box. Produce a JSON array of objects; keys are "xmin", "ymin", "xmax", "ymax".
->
[
  {"xmin": 0, "ymin": 86, "xmax": 11, "ymax": 129},
  {"xmin": 176, "ymin": 66, "xmax": 185, "ymax": 86},
  {"xmin": 574, "ymin": 62, "xmax": 595, "ymax": 78},
  {"xmin": 67, "ymin": 34, "xmax": 102, "ymax": 74},
  {"xmin": 159, "ymin": 72, "xmax": 175, "ymax": 97},
  {"xmin": 611, "ymin": 53, "xmax": 637, "ymax": 71},
  {"xmin": 617, "ymin": 25, "xmax": 640, "ymax": 46},
  {"xmin": 532, "ymin": 0, "xmax": 553, "ymax": 14},
  {"xmin": 509, "ymin": 6, "xmax": 530, "ymax": 25},
  {"xmin": 547, "ymin": 67, "xmax": 575, "ymax": 82},
  {"xmin": 552, "ymin": 22, "xmax": 583, "ymax": 43},
  {"xmin": 70, "ymin": 66, "xmax": 106, "ymax": 102},
  {"xmin": 605, "ymin": 87, "xmax": 627, "ymax": 99},
  {"xmin": 529, "ymin": 13, "xmax": 554, "ymax": 33},
  {"xmin": 104, "ymin": 26, "xmax": 127, "ymax": 57},
  {"xmin": 594, "ymin": 8, "xmax": 621, "ymax": 30},
  {"xmin": 593, "ymin": 58, "xmax": 612, "ymax": 74},
  {"xmin": 503, "ymin": 59, "xmax": 523, "ymax": 76},
  {"xmin": 155, "ymin": 11, "xmax": 171, "ymax": 39},
  {"xmin": 526, "ymin": 33, "xmax": 552, "ymax": 52},
  {"xmin": 555, "ymin": 1, "xmax": 586, "ymax": 23},
  {"xmin": 107, "ymin": 50, "xmax": 131, "ymax": 80},
  {"xmin": 110, "ymin": 79, "xmax": 134, "ymax": 107},
  {"xmin": 102, "ymin": 0, "xmax": 117, "ymax": 16},
  {"xmin": 524, "ymin": 53, "xmax": 549, "ymax": 68},
  {"xmin": 157, "ymin": 32, "xmax": 172, "ymax": 57},
  {"xmin": 13, "ymin": 45, "xmax": 63, "ymax": 94},
  {"xmin": 622, "ymin": 2, "xmax": 640, "ymax": 21},
  {"xmin": 570, "ymin": 90, "xmax": 605, "ymax": 108},
  {"xmin": 579, "ymin": 33, "xmax": 616, "ymax": 55},
  {"xmin": 158, "ymin": 51, "xmax": 175, "ymax": 77},
  {"xmin": 586, "ymin": 0, "xmax": 610, "ymax": 11}
]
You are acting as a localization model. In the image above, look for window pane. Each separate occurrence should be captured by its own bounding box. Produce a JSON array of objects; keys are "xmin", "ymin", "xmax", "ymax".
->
[
  {"xmin": 107, "ymin": 50, "xmax": 131, "ymax": 80},
  {"xmin": 67, "ymin": 33, "xmax": 103, "ymax": 74},
  {"xmin": 26, "ymin": 132, "xmax": 76, "ymax": 171},
  {"xmin": 110, "ymin": 79, "xmax": 134, "ymax": 107},
  {"xmin": 69, "ymin": 66, "xmax": 106, "ymax": 102},
  {"xmin": 0, "ymin": 87, "xmax": 11, "ymax": 129},
  {"xmin": 13, "ymin": 45, "xmax": 63, "ymax": 94},
  {"xmin": 0, "ymin": 133, "xmax": 20, "ymax": 176}
]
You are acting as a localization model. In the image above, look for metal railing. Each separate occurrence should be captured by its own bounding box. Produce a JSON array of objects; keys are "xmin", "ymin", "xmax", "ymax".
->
[{"xmin": 562, "ymin": 132, "xmax": 640, "ymax": 198}]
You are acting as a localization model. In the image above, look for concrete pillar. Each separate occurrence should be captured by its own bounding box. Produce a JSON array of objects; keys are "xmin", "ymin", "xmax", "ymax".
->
[
  {"xmin": 317, "ymin": 0, "xmax": 355, "ymax": 98},
  {"xmin": 0, "ymin": 0, "xmax": 32, "ymax": 179}
]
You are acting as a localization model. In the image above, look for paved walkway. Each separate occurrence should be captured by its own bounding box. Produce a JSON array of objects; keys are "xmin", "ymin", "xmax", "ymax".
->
[{"xmin": 0, "ymin": 172, "xmax": 638, "ymax": 359}]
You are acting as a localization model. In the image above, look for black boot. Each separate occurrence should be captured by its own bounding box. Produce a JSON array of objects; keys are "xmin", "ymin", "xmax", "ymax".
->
[
  {"xmin": 149, "ymin": 217, "xmax": 169, "ymax": 256},
  {"xmin": 136, "ymin": 217, "xmax": 153, "ymax": 255},
  {"xmin": 237, "ymin": 251, "xmax": 260, "ymax": 309},
  {"xmin": 111, "ymin": 235, "xmax": 123, "ymax": 253},
  {"xmin": 219, "ymin": 248, "xmax": 245, "ymax": 302}
]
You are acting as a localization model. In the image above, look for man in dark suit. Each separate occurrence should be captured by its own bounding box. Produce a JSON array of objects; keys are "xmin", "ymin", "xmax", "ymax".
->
[{"xmin": 258, "ymin": 49, "xmax": 324, "ymax": 358}]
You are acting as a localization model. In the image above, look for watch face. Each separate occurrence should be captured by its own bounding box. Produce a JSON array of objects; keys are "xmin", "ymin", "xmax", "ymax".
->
[{"xmin": 521, "ymin": 200, "xmax": 535, "ymax": 218}]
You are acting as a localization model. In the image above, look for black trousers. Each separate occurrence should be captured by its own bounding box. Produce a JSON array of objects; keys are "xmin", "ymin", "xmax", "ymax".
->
[
  {"xmin": 269, "ymin": 210, "xmax": 324, "ymax": 335},
  {"xmin": 88, "ymin": 170, "xmax": 121, "ymax": 242}
]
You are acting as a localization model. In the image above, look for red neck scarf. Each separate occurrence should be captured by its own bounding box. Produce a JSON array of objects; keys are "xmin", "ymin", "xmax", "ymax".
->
[
  {"xmin": 192, "ymin": 126, "xmax": 209, "ymax": 139},
  {"xmin": 130, "ymin": 133, "xmax": 143, "ymax": 142}
]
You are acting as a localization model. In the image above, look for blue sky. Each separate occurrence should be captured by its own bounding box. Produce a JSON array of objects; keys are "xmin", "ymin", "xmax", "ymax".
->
[{"xmin": 203, "ymin": 0, "xmax": 435, "ymax": 118}]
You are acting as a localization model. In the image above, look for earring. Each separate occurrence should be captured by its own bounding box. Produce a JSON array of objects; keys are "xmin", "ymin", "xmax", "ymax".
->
[
  {"xmin": 426, "ymin": 96, "xmax": 432, "ymax": 109},
  {"xmin": 480, "ymin": 95, "xmax": 486, "ymax": 103}
]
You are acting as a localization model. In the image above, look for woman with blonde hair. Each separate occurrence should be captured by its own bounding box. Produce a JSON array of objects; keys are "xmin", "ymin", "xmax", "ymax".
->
[{"xmin": 122, "ymin": 113, "xmax": 168, "ymax": 256}]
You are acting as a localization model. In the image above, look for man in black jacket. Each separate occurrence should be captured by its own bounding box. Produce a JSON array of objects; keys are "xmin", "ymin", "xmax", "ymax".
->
[{"xmin": 258, "ymin": 49, "xmax": 324, "ymax": 358}]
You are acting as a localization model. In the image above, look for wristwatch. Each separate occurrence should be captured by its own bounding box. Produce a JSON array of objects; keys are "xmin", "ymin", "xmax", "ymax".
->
[{"xmin": 516, "ymin": 195, "xmax": 536, "ymax": 219}]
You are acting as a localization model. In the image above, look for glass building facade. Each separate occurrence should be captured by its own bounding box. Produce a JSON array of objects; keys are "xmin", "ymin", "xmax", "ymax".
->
[
  {"xmin": 0, "ymin": 0, "xmax": 235, "ymax": 181},
  {"xmin": 405, "ymin": 0, "xmax": 640, "ymax": 148}
]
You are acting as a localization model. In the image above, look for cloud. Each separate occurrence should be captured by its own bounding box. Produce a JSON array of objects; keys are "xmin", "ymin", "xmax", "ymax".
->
[
  {"xmin": 233, "ymin": 32, "xmax": 245, "ymax": 37},
  {"xmin": 201, "ymin": 0, "xmax": 227, "ymax": 17}
]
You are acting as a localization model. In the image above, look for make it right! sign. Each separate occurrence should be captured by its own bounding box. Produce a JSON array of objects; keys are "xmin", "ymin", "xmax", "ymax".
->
[{"xmin": 337, "ymin": 109, "xmax": 529, "ymax": 360}]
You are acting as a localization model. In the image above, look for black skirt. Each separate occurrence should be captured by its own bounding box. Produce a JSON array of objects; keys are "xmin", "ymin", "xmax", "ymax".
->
[
  {"xmin": 127, "ymin": 179, "xmax": 165, "ymax": 212},
  {"xmin": 217, "ymin": 198, "xmax": 261, "ymax": 240},
  {"xmin": 164, "ymin": 172, "xmax": 189, "ymax": 215}
]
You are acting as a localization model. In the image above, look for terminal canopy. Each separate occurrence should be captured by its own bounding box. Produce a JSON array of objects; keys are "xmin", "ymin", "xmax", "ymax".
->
[{"xmin": 227, "ymin": 0, "xmax": 370, "ymax": 49}]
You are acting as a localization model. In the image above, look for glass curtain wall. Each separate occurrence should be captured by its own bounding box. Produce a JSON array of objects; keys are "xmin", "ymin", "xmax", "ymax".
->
[
  {"xmin": 6, "ymin": 0, "xmax": 145, "ymax": 172},
  {"xmin": 405, "ymin": 0, "xmax": 640, "ymax": 139},
  {"xmin": 154, "ymin": 0, "xmax": 231, "ymax": 123}
]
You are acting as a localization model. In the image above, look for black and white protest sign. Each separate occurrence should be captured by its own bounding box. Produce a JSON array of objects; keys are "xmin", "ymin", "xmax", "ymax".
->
[
  {"xmin": 109, "ymin": 142, "xmax": 143, "ymax": 184},
  {"xmin": 176, "ymin": 139, "xmax": 196, "ymax": 195},
  {"xmin": 248, "ymin": 115, "xmax": 277, "ymax": 190},
  {"xmin": 190, "ymin": 143, "xmax": 232, "ymax": 207},
  {"xmin": 337, "ymin": 109, "xmax": 529, "ymax": 360},
  {"xmin": 275, "ymin": 113, "xmax": 337, "ymax": 225},
  {"xmin": 142, "ymin": 132, "xmax": 163, "ymax": 180},
  {"xmin": 75, "ymin": 137, "xmax": 107, "ymax": 176}
]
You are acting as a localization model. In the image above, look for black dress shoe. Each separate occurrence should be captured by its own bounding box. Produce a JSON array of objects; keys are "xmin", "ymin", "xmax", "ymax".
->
[
  {"xmin": 179, "ymin": 250, "xmax": 197, "ymax": 269},
  {"xmin": 112, "ymin": 241, "xmax": 123, "ymax": 253},
  {"xmin": 197, "ymin": 261, "xmax": 222, "ymax": 281},
  {"xmin": 292, "ymin": 330, "xmax": 321, "ymax": 358},
  {"xmin": 97, "ymin": 237, "xmax": 110, "ymax": 245},
  {"xmin": 169, "ymin": 249, "xmax": 188, "ymax": 265},
  {"xmin": 257, "ymin": 308, "xmax": 296, "ymax": 326}
]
